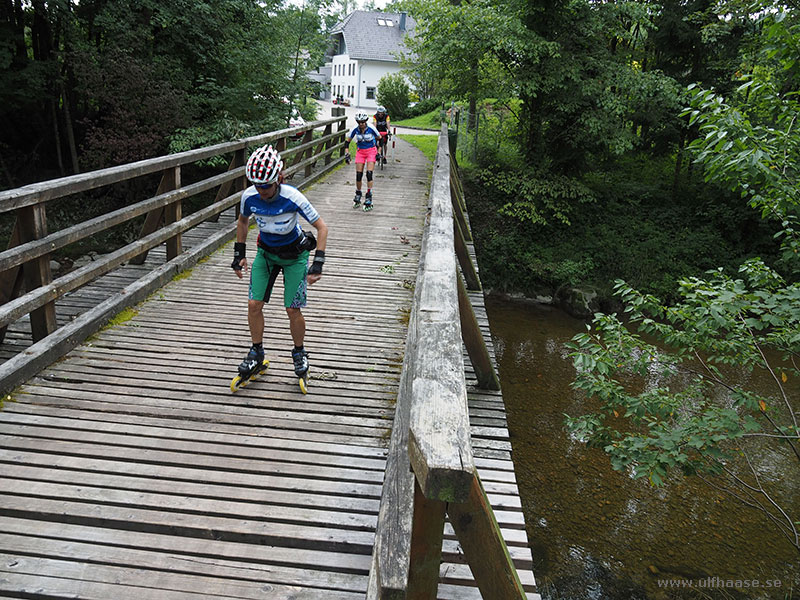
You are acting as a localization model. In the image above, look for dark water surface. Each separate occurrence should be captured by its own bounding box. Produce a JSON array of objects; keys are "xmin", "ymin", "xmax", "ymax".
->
[{"xmin": 484, "ymin": 295, "xmax": 799, "ymax": 600}]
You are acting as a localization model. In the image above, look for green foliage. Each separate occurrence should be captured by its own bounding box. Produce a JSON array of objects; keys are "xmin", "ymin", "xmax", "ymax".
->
[
  {"xmin": 480, "ymin": 169, "xmax": 595, "ymax": 227},
  {"xmin": 377, "ymin": 73, "xmax": 411, "ymax": 119},
  {"xmin": 567, "ymin": 12, "xmax": 800, "ymax": 551}
]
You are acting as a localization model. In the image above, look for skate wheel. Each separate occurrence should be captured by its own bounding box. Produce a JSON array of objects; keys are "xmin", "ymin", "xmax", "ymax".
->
[
  {"xmin": 299, "ymin": 374, "xmax": 308, "ymax": 395},
  {"xmin": 230, "ymin": 375, "xmax": 244, "ymax": 393}
]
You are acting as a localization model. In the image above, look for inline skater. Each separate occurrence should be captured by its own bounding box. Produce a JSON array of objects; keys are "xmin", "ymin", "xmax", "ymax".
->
[
  {"xmin": 344, "ymin": 112, "xmax": 380, "ymax": 211},
  {"xmin": 373, "ymin": 106, "xmax": 391, "ymax": 165},
  {"xmin": 230, "ymin": 144, "xmax": 329, "ymax": 393}
]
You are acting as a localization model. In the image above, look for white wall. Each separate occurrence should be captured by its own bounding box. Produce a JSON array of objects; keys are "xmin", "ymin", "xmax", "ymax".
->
[
  {"xmin": 330, "ymin": 55, "xmax": 358, "ymax": 103},
  {"xmin": 330, "ymin": 58, "xmax": 414, "ymax": 110}
]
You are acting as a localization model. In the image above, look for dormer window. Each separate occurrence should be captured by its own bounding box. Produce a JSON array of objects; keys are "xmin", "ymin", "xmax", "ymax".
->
[{"xmin": 377, "ymin": 18, "xmax": 386, "ymax": 25}]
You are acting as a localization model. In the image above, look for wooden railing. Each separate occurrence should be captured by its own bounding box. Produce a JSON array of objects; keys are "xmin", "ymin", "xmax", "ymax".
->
[
  {"xmin": 0, "ymin": 110, "xmax": 348, "ymax": 395},
  {"xmin": 368, "ymin": 125, "xmax": 524, "ymax": 598}
]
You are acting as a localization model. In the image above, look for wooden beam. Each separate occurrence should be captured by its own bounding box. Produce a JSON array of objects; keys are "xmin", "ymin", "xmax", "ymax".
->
[
  {"xmin": 408, "ymin": 126, "xmax": 475, "ymax": 505},
  {"xmin": 163, "ymin": 167, "xmax": 182, "ymax": 261},
  {"xmin": 457, "ymin": 274, "xmax": 501, "ymax": 391},
  {"xmin": 406, "ymin": 479, "xmax": 446, "ymax": 600},
  {"xmin": 453, "ymin": 215, "xmax": 481, "ymax": 291},
  {"xmin": 0, "ymin": 222, "xmax": 25, "ymax": 344},
  {"xmin": 16, "ymin": 203, "xmax": 57, "ymax": 341},
  {"xmin": 447, "ymin": 475, "xmax": 527, "ymax": 599}
]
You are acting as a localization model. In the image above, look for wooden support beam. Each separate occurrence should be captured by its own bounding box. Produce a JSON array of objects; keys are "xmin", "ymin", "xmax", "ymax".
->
[
  {"xmin": 448, "ymin": 475, "xmax": 527, "ymax": 599},
  {"xmin": 303, "ymin": 129, "xmax": 315, "ymax": 177},
  {"xmin": 453, "ymin": 215, "xmax": 481, "ymax": 291},
  {"xmin": 130, "ymin": 167, "xmax": 180, "ymax": 265},
  {"xmin": 457, "ymin": 268, "xmax": 501, "ymax": 391},
  {"xmin": 406, "ymin": 479, "xmax": 447, "ymax": 600},
  {"xmin": 207, "ymin": 149, "xmax": 246, "ymax": 223},
  {"xmin": 450, "ymin": 178, "xmax": 472, "ymax": 244},
  {"xmin": 163, "ymin": 167, "xmax": 182, "ymax": 261},
  {"xmin": 16, "ymin": 203, "xmax": 56, "ymax": 341},
  {"xmin": 0, "ymin": 223, "xmax": 25, "ymax": 344}
]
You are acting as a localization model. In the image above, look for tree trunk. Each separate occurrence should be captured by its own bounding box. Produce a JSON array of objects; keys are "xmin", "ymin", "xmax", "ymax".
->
[
  {"xmin": 51, "ymin": 100, "xmax": 65, "ymax": 176},
  {"xmin": 61, "ymin": 82, "xmax": 79, "ymax": 174}
]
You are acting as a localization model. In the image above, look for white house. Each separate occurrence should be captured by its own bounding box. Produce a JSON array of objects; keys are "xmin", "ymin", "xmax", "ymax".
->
[{"xmin": 325, "ymin": 10, "xmax": 416, "ymax": 110}]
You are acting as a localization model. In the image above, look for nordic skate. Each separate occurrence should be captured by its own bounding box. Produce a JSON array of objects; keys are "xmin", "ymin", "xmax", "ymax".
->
[{"xmin": 230, "ymin": 346, "xmax": 269, "ymax": 392}]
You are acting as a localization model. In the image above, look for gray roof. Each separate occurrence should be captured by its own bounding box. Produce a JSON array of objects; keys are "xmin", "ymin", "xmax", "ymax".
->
[{"xmin": 330, "ymin": 10, "xmax": 416, "ymax": 63}]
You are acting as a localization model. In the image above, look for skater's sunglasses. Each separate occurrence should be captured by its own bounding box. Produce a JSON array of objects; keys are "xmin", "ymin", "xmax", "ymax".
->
[{"xmin": 254, "ymin": 182, "xmax": 277, "ymax": 190}]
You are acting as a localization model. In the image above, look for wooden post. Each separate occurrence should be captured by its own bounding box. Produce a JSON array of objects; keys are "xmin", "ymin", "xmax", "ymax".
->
[
  {"xmin": 130, "ymin": 166, "xmax": 181, "ymax": 265},
  {"xmin": 457, "ymin": 273, "xmax": 501, "ymax": 390},
  {"xmin": 322, "ymin": 123, "xmax": 333, "ymax": 165},
  {"xmin": 16, "ymin": 204, "xmax": 57, "ymax": 342},
  {"xmin": 406, "ymin": 479, "xmax": 447, "ymax": 600},
  {"xmin": 163, "ymin": 167, "xmax": 182, "ymax": 261},
  {"xmin": 448, "ymin": 475, "xmax": 527, "ymax": 599},
  {"xmin": 453, "ymin": 215, "xmax": 481, "ymax": 291},
  {"xmin": 303, "ymin": 129, "xmax": 315, "ymax": 177},
  {"xmin": 0, "ymin": 223, "xmax": 27, "ymax": 344}
]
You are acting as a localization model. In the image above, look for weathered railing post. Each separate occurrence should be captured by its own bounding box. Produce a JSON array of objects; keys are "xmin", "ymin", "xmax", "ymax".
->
[{"xmin": 16, "ymin": 204, "xmax": 57, "ymax": 341}]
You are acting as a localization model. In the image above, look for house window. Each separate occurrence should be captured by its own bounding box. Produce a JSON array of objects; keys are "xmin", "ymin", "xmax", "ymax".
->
[
  {"xmin": 366, "ymin": 87, "xmax": 376, "ymax": 100},
  {"xmin": 377, "ymin": 18, "xmax": 386, "ymax": 26},
  {"xmin": 386, "ymin": 20, "xmax": 394, "ymax": 26}
]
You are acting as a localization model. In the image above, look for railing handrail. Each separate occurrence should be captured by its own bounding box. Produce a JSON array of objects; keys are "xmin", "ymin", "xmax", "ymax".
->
[
  {"xmin": 368, "ymin": 124, "xmax": 525, "ymax": 599},
  {"xmin": 407, "ymin": 124, "xmax": 475, "ymax": 502},
  {"xmin": 0, "ymin": 116, "xmax": 344, "ymax": 213}
]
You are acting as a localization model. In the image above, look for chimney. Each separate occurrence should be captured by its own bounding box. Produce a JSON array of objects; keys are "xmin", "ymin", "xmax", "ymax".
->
[{"xmin": 399, "ymin": 12, "xmax": 406, "ymax": 31}]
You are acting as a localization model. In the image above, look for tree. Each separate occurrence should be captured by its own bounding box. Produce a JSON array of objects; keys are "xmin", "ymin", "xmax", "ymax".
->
[{"xmin": 566, "ymin": 10, "xmax": 800, "ymax": 553}]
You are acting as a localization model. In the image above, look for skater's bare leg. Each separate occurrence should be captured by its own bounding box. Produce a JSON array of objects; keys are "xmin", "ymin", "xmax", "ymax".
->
[
  {"xmin": 287, "ymin": 308, "xmax": 305, "ymax": 347},
  {"xmin": 247, "ymin": 300, "xmax": 265, "ymax": 344}
]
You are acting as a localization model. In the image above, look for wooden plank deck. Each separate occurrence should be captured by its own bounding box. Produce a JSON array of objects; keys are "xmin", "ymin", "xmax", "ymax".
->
[{"xmin": 0, "ymin": 138, "xmax": 538, "ymax": 598}]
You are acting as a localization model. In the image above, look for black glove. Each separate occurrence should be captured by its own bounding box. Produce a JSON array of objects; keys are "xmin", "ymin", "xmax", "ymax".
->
[
  {"xmin": 232, "ymin": 242, "xmax": 246, "ymax": 271},
  {"xmin": 308, "ymin": 250, "xmax": 325, "ymax": 275},
  {"xmin": 345, "ymin": 152, "xmax": 351, "ymax": 164}
]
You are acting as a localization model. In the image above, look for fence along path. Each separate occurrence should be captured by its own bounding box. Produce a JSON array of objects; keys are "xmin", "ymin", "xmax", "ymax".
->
[{"xmin": 0, "ymin": 133, "xmax": 538, "ymax": 598}]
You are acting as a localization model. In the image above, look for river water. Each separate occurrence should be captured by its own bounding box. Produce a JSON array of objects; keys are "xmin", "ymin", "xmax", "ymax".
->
[{"xmin": 484, "ymin": 295, "xmax": 799, "ymax": 600}]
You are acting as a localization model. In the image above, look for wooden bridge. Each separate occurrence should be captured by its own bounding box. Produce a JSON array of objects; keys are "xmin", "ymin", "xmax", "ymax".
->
[{"xmin": 0, "ymin": 114, "xmax": 540, "ymax": 599}]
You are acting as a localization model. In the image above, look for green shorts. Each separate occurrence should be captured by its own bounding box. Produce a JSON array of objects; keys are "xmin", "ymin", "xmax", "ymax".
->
[{"xmin": 249, "ymin": 248, "xmax": 310, "ymax": 308}]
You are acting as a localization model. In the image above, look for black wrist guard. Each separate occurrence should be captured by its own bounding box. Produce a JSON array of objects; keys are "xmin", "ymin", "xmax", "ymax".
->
[
  {"xmin": 308, "ymin": 250, "xmax": 325, "ymax": 275},
  {"xmin": 232, "ymin": 242, "xmax": 246, "ymax": 271}
]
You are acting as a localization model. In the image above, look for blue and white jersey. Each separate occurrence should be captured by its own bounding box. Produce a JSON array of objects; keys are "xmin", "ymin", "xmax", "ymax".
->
[
  {"xmin": 348, "ymin": 126, "xmax": 380, "ymax": 149},
  {"xmin": 240, "ymin": 184, "xmax": 320, "ymax": 247}
]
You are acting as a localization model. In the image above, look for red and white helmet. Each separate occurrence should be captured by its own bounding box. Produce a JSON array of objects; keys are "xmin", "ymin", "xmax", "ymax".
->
[
  {"xmin": 355, "ymin": 112, "xmax": 369, "ymax": 122},
  {"xmin": 246, "ymin": 145, "xmax": 283, "ymax": 184}
]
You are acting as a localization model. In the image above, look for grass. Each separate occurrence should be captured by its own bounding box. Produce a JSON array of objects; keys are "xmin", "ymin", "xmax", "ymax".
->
[
  {"xmin": 393, "ymin": 109, "xmax": 441, "ymax": 129},
  {"xmin": 398, "ymin": 134, "xmax": 438, "ymax": 162}
]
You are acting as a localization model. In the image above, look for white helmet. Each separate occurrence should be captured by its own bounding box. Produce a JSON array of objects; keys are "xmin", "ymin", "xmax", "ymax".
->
[
  {"xmin": 246, "ymin": 145, "xmax": 283, "ymax": 184},
  {"xmin": 355, "ymin": 112, "xmax": 369, "ymax": 122},
  {"xmin": 377, "ymin": 106, "xmax": 386, "ymax": 114}
]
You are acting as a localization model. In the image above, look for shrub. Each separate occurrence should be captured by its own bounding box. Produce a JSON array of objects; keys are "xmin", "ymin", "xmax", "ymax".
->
[{"xmin": 377, "ymin": 73, "xmax": 410, "ymax": 118}]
